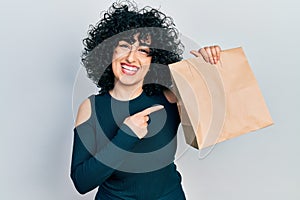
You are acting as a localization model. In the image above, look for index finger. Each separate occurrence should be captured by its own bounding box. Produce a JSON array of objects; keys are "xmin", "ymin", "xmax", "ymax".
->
[{"xmin": 140, "ymin": 105, "xmax": 164, "ymax": 116}]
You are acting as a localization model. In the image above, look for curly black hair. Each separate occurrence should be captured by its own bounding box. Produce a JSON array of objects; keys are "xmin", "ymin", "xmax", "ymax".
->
[{"xmin": 81, "ymin": 0, "xmax": 184, "ymax": 95}]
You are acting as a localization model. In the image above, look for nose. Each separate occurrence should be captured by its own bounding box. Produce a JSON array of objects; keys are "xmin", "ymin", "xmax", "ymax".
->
[{"xmin": 125, "ymin": 46, "xmax": 138, "ymax": 63}]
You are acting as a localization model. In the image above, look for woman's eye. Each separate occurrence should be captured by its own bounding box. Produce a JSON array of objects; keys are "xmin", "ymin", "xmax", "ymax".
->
[
  {"xmin": 119, "ymin": 44, "xmax": 130, "ymax": 49},
  {"xmin": 138, "ymin": 49, "xmax": 150, "ymax": 55}
]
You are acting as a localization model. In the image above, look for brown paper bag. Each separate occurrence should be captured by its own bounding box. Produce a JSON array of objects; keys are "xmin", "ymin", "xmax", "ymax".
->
[{"xmin": 169, "ymin": 47, "xmax": 273, "ymax": 149}]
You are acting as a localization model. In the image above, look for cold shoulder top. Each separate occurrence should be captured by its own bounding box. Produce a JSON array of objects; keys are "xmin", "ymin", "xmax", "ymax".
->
[{"xmin": 70, "ymin": 91, "xmax": 186, "ymax": 200}]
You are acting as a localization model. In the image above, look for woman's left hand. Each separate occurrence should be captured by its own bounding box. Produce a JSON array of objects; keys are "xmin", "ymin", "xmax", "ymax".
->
[{"xmin": 190, "ymin": 45, "xmax": 221, "ymax": 65}]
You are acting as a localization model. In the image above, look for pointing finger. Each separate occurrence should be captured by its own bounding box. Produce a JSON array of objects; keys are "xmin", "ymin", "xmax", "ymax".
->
[{"xmin": 140, "ymin": 105, "xmax": 164, "ymax": 116}]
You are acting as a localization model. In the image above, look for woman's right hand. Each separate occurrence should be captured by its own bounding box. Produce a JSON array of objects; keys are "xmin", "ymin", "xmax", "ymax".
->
[{"xmin": 123, "ymin": 105, "xmax": 164, "ymax": 139}]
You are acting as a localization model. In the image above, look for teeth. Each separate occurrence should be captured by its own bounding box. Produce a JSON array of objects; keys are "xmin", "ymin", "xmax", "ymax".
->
[{"xmin": 122, "ymin": 65, "xmax": 138, "ymax": 72}]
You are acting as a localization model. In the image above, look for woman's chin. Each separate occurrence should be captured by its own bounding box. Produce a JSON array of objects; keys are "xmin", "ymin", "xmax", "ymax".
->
[{"xmin": 117, "ymin": 77, "xmax": 142, "ymax": 87}]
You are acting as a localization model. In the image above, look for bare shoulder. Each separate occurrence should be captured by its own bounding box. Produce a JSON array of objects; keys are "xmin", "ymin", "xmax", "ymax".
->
[
  {"xmin": 75, "ymin": 98, "xmax": 92, "ymax": 127},
  {"xmin": 163, "ymin": 89, "xmax": 178, "ymax": 104}
]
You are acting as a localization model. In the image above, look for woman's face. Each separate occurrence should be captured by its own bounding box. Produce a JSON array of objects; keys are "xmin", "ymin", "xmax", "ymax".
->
[{"xmin": 111, "ymin": 33, "xmax": 152, "ymax": 88}]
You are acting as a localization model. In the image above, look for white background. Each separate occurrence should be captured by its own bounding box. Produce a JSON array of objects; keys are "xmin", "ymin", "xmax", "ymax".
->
[{"xmin": 1, "ymin": 0, "xmax": 299, "ymax": 199}]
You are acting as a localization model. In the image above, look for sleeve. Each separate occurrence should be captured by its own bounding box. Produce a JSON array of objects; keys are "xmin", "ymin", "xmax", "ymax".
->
[{"xmin": 70, "ymin": 120, "xmax": 140, "ymax": 194}]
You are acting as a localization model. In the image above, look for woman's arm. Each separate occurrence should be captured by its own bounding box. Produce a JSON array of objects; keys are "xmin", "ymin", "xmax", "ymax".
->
[
  {"xmin": 70, "ymin": 99, "xmax": 140, "ymax": 194},
  {"xmin": 70, "ymin": 98, "xmax": 164, "ymax": 194}
]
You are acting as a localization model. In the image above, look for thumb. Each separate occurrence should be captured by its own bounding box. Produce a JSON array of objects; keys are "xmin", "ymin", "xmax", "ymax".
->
[{"xmin": 190, "ymin": 50, "xmax": 201, "ymax": 57}]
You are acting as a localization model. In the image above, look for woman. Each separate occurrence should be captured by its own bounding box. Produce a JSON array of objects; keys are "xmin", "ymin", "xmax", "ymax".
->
[{"xmin": 70, "ymin": 1, "xmax": 221, "ymax": 199}]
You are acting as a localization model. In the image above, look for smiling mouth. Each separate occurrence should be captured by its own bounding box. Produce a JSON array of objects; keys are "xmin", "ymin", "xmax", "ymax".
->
[{"xmin": 121, "ymin": 63, "xmax": 139, "ymax": 75}]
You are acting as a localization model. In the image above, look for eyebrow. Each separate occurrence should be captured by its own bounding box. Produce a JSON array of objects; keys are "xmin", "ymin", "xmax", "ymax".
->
[{"xmin": 118, "ymin": 38, "xmax": 151, "ymax": 47}]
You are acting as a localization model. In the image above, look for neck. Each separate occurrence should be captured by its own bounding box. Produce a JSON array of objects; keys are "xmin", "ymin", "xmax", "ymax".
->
[{"xmin": 109, "ymin": 82, "xmax": 143, "ymax": 101}]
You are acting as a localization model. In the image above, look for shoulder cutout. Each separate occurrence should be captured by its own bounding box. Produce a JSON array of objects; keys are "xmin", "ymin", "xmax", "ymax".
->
[
  {"xmin": 75, "ymin": 98, "xmax": 92, "ymax": 127},
  {"xmin": 163, "ymin": 89, "xmax": 178, "ymax": 104}
]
